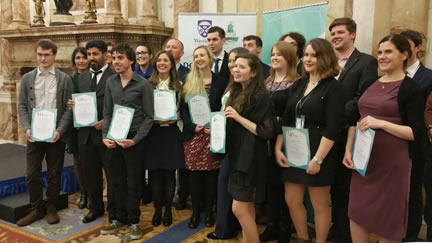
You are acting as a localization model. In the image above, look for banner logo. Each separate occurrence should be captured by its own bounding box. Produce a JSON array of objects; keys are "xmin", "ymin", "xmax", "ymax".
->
[{"xmin": 197, "ymin": 20, "xmax": 212, "ymax": 38}]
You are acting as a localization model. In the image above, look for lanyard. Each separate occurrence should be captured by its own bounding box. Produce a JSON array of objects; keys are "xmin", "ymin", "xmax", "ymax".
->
[{"xmin": 295, "ymin": 83, "xmax": 313, "ymax": 117}]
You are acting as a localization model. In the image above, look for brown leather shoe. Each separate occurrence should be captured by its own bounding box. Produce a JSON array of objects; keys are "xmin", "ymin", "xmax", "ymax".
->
[
  {"xmin": 16, "ymin": 208, "xmax": 45, "ymax": 226},
  {"xmin": 46, "ymin": 204, "xmax": 60, "ymax": 224}
]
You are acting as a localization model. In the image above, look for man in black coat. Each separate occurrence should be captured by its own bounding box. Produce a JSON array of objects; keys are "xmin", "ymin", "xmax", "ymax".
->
[
  {"xmin": 329, "ymin": 18, "xmax": 378, "ymax": 243},
  {"xmin": 243, "ymin": 35, "xmax": 270, "ymax": 79},
  {"xmin": 70, "ymin": 40, "xmax": 116, "ymax": 223},
  {"xmin": 207, "ymin": 26, "xmax": 230, "ymax": 83},
  {"xmin": 165, "ymin": 38, "xmax": 190, "ymax": 82}
]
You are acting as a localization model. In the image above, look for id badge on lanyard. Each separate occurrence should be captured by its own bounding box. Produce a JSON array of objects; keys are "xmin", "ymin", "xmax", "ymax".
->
[{"xmin": 296, "ymin": 115, "xmax": 305, "ymax": 129}]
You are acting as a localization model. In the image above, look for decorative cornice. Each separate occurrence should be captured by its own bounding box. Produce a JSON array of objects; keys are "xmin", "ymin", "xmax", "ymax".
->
[{"xmin": 0, "ymin": 91, "xmax": 16, "ymax": 104}]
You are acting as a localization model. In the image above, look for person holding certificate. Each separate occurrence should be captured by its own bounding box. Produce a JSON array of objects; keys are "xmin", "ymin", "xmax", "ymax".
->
[
  {"xmin": 274, "ymin": 38, "xmax": 345, "ymax": 243},
  {"xmin": 180, "ymin": 45, "xmax": 227, "ymax": 229},
  {"xmin": 224, "ymin": 53, "xmax": 277, "ymax": 243},
  {"xmin": 145, "ymin": 50, "xmax": 184, "ymax": 227},
  {"xmin": 342, "ymin": 34, "xmax": 428, "ymax": 242},
  {"xmin": 260, "ymin": 41, "xmax": 299, "ymax": 242},
  {"xmin": 101, "ymin": 43, "xmax": 154, "ymax": 240}
]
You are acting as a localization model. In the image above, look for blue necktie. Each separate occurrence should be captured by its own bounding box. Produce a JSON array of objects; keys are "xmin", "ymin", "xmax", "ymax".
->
[{"xmin": 214, "ymin": 58, "xmax": 220, "ymax": 74}]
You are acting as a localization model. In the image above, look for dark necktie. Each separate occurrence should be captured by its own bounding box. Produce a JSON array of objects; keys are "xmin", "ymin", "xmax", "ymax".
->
[
  {"xmin": 91, "ymin": 70, "xmax": 102, "ymax": 91},
  {"xmin": 214, "ymin": 58, "xmax": 220, "ymax": 74}
]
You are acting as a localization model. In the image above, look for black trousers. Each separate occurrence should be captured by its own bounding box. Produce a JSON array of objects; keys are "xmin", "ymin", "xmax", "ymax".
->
[
  {"xmin": 188, "ymin": 170, "xmax": 218, "ymax": 215},
  {"xmin": 105, "ymin": 140, "xmax": 144, "ymax": 225},
  {"xmin": 26, "ymin": 141, "xmax": 65, "ymax": 209},
  {"xmin": 80, "ymin": 142, "xmax": 115, "ymax": 219},
  {"xmin": 177, "ymin": 168, "xmax": 189, "ymax": 202},
  {"xmin": 424, "ymin": 152, "xmax": 432, "ymax": 240},
  {"xmin": 149, "ymin": 169, "xmax": 175, "ymax": 209}
]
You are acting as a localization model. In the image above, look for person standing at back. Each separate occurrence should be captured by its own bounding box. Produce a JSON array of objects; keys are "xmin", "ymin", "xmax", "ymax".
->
[
  {"xmin": 243, "ymin": 35, "xmax": 270, "ymax": 79},
  {"xmin": 207, "ymin": 26, "xmax": 230, "ymax": 83}
]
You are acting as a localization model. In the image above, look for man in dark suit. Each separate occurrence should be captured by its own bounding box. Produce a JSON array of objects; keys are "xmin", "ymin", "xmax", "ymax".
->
[
  {"xmin": 165, "ymin": 38, "xmax": 190, "ymax": 82},
  {"xmin": 70, "ymin": 40, "xmax": 116, "ymax": 223},
  {"xmin": 329, "ymin": 18, "xmax": 378, "ymax": 243},
  {"xmin": 207, "ymin": 26, "xmax": 230, "ymax": 83},
  {"xmin": 243, "ymin": 35, "xmax": 270, "ymax": 79},
  {"xmin": 400, "ymin": 30, "xmax": 432, "ymax": 241}
]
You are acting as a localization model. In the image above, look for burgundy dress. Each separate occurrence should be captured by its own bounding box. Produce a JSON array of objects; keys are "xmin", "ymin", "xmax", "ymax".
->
[{"xmin": 349, "ymin": 80, "xmax": 411, "ymax": 241}]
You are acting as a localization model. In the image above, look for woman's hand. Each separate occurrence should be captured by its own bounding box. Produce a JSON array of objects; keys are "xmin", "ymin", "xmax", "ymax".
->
[
  {"xmin": 306, "ymin": 160, "xmax": 320, "ymax": 175},
  {"xmin": 116, "ymin": 139, "xmax": 136, "ymax": 149},
  {"xmin": 195, "ymin": 125, "xmax": 204, "ymax": 133},
  {"xmin": 342, "ymin": 150, "xmax": 354, "ymax": 169},
  {"xmin": 225, "ymin": 106, "xmax": 241, "ymax": 121},
  {"xmin": 275, "ymin": 149, "xmax": 289, "ymax": 168},
  {"xmin": 103, "ymin": 138, "xmax": 116, "ymax": 149},
  {"xmin": 359, "ymin": 115, "xmax": 383, "ymax": 131},
  {"xmin": 204, "ymin": 126, "xmax": 210, "ymax": 134}
]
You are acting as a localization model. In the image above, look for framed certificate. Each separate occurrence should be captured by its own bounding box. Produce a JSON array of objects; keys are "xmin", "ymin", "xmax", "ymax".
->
[
  {"xmin": 154, "ymin": 89, "xmax": 177, "ymax": 121},
  {"xmin": 352, "ymin": 123, "xmax": 375, "ymax": 176},
  {"xmin": 107, "ymin": 104, "xmax": 135, "ymax": 141},
  {"xmin": 31, "ymin": 108, "xmax": 57, "ymax": 142},
  {"xmin": 72, "ymin": 92, "xmax": 98, "ymax": 127},
  {"xmin": 210, "ymin": 112, "xmax": 226, "ymax": 153},
  {"xmin": 282, "ymin": 126, "xmax": 311, "ymax": 170},
  {"xmin": 186, "ymin": 93, "xmax": 211, "ymax": 126}
]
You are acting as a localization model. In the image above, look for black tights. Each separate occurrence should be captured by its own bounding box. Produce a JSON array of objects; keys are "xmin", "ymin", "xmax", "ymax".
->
[
  {"xmin": 188, "ymin": 170, "xmax": 219, "ymax": 215},
  {"xmin": 149, "ymin": 169, "xmax": 176, "ymax": 210}
]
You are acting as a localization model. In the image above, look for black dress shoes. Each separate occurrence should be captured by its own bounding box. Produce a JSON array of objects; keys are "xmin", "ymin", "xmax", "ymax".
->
[
  {"xmin": 152, "ymin": 209, "xmax": 162, "ymax": 226},
  {"xmin": 259, "ymin": 225, "xmax": 279, "ymax": 242},
  {"xmin": 188, "ymin": 214, "xmax": 200, "ymax": 229},
  {"xmin": 78, "ymin": 192, "xmax": 88, "ymax": 209},
  {"xmin": 162, "ymin": 208, "xmax": 172, "ymax": 226},
  {"xmin": 82, "ymin": 211, "xmax": 103, "ymax": 223},
  {"xmin": 206, "ymin": 231, "xmax": 237, "ymax": 240},
  {"xmin": 204, "ymin": 212, "xmax": 215, "ymax": 227}
]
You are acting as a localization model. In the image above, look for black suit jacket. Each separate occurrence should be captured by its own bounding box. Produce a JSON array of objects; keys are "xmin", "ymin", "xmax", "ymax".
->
[
  {"xmin": 337, "ymin": 48, "xmax": 378, "ymax": 126},
  {"xmin": 180, "ymin": 73, "xmax": 228, "ymax": 141},
  {"xmin": 412, "ymin": 63, "xmax": 432, "ymax": 99},
  {"xmin": 217, "ymin": 51, "xmax": 230, "ymax": 83},
  {"xmin": 75, "ymin": 67, "xmax": 116, "ymax": 145},
  {"xmin": 178, "ymin": 64, "xmax": 190, "ymax": 82},
  {"xmin": 261, "ymin": 61, "xmax": 270, "ymax": 79}
]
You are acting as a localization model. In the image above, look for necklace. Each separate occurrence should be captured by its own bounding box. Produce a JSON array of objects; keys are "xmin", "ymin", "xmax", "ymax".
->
[{"xmin": 310, "ymin": 80, "xmax": 319, "ymax": 86}]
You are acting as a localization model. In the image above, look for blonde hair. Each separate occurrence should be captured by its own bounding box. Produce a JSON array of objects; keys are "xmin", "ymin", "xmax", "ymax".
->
[
  {"xmin": 183, "ymin": 45, "xmax": 214, "ymax": 97},
  {"xmin": 266, "ymin": 41, "xmax": 299, "ymax": 83}
]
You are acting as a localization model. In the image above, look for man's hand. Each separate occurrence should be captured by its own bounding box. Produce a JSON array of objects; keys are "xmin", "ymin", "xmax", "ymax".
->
[
  {"xmin": 25, "ymin": 129, "xmax": 33, "ymax": 142},
  {"xmin": 67, "ymin": 99, "xmax": 74, "ymax": 111},
  {"xmin": 49, "ymin": 131, "xmax": 60, "ymax": 143},
  {"xmin": 103, "ymin": 138, "xmax": 116, "ymax": 149},
  {"xmin": 116, "ymin": 139, "xmax": 136, "ymax": 149},
  {"xmin": 93, "ymin": 120, "xmax": 103, "ymax": 130}
]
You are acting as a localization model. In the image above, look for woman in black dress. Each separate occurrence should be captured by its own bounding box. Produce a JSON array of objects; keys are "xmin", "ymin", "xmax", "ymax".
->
[
  {"xmin": 146, "ymin": 50, "xmax": 184, "ymax": 227},
  {"xmin": 225, "ymin": 53, "xmax": 277, "ymax": 243},
  {"xmin": 275, "ymin": 38, "xmax": 345, "ymax": 243}
]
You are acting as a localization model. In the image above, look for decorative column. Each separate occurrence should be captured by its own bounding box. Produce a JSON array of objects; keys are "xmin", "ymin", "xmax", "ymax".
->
[
  {"xmin": 104, "ymin": 0, "xmax": 126, "ymax": 24},
  {"xmin": 136, "ymin": 0, "xmax": 163, "ymax": 26},
  {"xmin": 173, "ymin": 0, "xmax": 199, "ymax": 38},
  {"xmin": 10, "ymin": 0, "xmax": 28, "ymax": 29}
]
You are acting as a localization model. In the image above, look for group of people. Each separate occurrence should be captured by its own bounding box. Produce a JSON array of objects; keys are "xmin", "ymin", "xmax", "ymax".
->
[{"xmin": 15, "ymin": 16, "xmax": 432, "ymax": 243}]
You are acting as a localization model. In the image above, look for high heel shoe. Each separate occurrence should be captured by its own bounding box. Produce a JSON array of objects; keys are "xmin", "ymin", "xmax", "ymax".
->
[
  {"xmin": 188, "ymin": 213, "xmax": 200, "ymax": 229},
  {"xmin": 162, "ymin": 207, "xmax": 172, "ymax": 226},
  {"xmin": 78, "ymin": 192, "xmax": 88, "ymax": 209},
  {"xmin": 152, "ymin": 207, "xmax": 162, "ymax": 226}
]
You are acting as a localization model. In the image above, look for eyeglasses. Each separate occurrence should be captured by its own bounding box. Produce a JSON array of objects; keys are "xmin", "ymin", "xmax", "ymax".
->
[{"xmin": 136, "ymin": 51, "xmax": 148, "ymax": 56}]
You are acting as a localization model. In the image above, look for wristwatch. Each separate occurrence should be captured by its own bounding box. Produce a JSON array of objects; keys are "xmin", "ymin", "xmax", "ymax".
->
[{"xmin": 313, "ymin": 156, "xmax": 323, "ymax": 165}]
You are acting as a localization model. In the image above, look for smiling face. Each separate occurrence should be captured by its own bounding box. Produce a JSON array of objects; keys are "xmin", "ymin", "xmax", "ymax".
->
[
  {"xmin": 303, "ymin": 45, "xmax": 318, "ymax": 74},
  {"xmin": 228, "ymin": 52, "xmax": 237, "ymax": 75},
  {"xmin": 232, "ymin": 57, "xmax": 256, "ymax": 86},
  {"xmin": 36, "ymin": 47, "xmax": 56, "ymax": 71},
  {"xmin": 156, "ymin": 53, "xmax": 172, "ymax": 77},
  {"xmin": 112, "ymin": 51, "xmax": 133, "ymax": 74},
  {"xmin": 136, "ymin": 45, "xmax": 151, "ymax": 67},
  {"xmin": 270, "ymin": 46, "xmax": 288, "ymax": 72},
  {"xmin": 330, "ymin": 24, "xmax": 355, "ymax": 52},
  {"xmin": 74, "ymin": 52, "xmax": 89, "ymax": 73},
  {"xmin": 193, "ymin": 48, "xmax": 211, "ymax": 71},
  {"xmin": 377, "ymin": 41, "xmax": 408, "ymax": 74},
  {"xmin": 165, "ymin": 39, "xmax": 183, "ymax": 63}
]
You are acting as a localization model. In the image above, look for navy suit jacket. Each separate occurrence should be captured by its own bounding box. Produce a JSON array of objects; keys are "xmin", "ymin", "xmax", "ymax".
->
[
  {"xmin": 178, "ymin": 64, "xmax": 190, "ymax": 82},
  {"xmin": 180, "ymin": 73, "xmax": 228, "ymax": 141},
  {"xmin": 413, "ymin": 63, "xmax": 432, "ymax": 99},
  {"xmin": 74, "ymin": 67, "xmax": 116, "ymax": 145},
  {"xmin": 261, "ymin": 61, "xmax": 270, "ymax": 79},
  {"xmin": 217, "ymin": 51, "xmax": 230, "ymax": 83}
]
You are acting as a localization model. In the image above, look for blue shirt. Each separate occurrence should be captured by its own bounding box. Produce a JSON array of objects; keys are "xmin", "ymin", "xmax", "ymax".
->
[{"xmin": 135, "ymin": 65, "xmax": 153, "ymax": 79}]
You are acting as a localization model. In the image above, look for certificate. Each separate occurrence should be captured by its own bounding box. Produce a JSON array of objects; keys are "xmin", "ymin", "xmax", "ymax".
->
[
  {"xmin": 186, "ymin": 93, "xmax": 211, "ymax": 126},
  {"xmin": 107, "ymin": 105, "xmax": 135, "ymax": 141},
  {"xmin": 31, "ymin": 108, "xmax": 57, "ymax": 142},
  {"xmin": 352, "ymin": 123, "xmax": 375, "ymax": 176},
  {"xmin": 282, "ymin": 126, "xmax": 310, "ymax": 170},
  {"xmin": 72, "ymin": 92, "xmax": 98, "ymax": 127},
  {"xmin": 154, "ymin": 89, "xmax": 177, "ymax": 120},
  {"xmin": 210, "ymin": 112, "xmax": 226, "ymax": 153},
  {"xmin": 221, "ymin": 91, "xmax": 230, "ymax": 111}
]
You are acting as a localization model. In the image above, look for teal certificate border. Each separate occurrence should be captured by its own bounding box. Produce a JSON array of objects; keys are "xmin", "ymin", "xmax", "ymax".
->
[
  {"xmin": 154, "ymin": 89, "xmax": 177, "ymax": 121},
  {"xmin": 186, "ymin": 92, "xmax": 211, "ymax": 126},
  {"xmin": 352, "ymin": 123, "xmax": 375, "ymax": 176},
  {"xmin": 282, "ymin": 126, "xmax": 311, "ymax": 170},
  {"xmin": 107, "ymin": 104, "xmax": 135, "ymax": 141},
  {"xmin": 210, "ymin": 111, "xmax": 226, "ymax": 153},
  {"xmin": 72, "ymin": 92, "xmax": 98, "ymax": 127},
  {"xmin": 31, "ymin": 108, "xmax": 57, "ymax": 142}
]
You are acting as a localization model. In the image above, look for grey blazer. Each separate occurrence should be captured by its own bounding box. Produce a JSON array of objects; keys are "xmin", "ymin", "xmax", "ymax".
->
[{"xmin": 18, "ymin": 67, "xmax": 73, "ymax": 143}]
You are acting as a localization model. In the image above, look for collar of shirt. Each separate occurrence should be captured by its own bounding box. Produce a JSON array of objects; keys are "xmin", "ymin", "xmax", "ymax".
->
[
  {"xmin": 176, "ymin": 63, "xmax": 181, "ymax": 71},
  {"xmin": 158, "ymin": 77, "xmax": 170, "ymax": 90},
  {"xmin": 214, "ymin": 50, "xmax": 225, "ymax": 61},
  {"xmin": 406, "ymin": 59, "xmax": 420, "ymax": 78},
  {"xmin": 337, "ymin": 48, "xmax": 355, "ymax": 69},
  {"xmin": 90, "ymin": 64, "xmax": 109, "ymax": 76},
  {"xmin": 37, "ymin": 66, "xmax": 55, "ymax": 76}
]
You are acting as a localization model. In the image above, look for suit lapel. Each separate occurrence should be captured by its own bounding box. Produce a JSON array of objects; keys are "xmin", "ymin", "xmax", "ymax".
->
[
  {"xmin": 338, "ymin": 49, "xmax": 360, "ymax": 82},
  {"xmin": 95, "ymin": 68, "xmax": 114, "ymax": 93}
]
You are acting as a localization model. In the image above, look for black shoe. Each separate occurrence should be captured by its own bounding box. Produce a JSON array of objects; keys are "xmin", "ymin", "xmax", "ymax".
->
[
  {"xmin": 207, "ymin": 231, "xmax": 237, "ymax": 240},
  {"xmin": 277, "ymin": 227, "xmax": 292, "ymax": 243},
  {"xmin": 259, "ymin": 225, "xmax": 279, "ymax": 242},
  {"xmin": 427, "ymin": 226, "xmax": 432, "ymax": 241},
  {"xmin": 188, "ymin": 214, "xmax": 200, "ymax": 229},
  {"xmin": 162, "ymin": 207, "xmax": 172, "ymax": 226},
  {"xmin": 204, "ymin": 212, "xmax": 215, "ymax": 227},
  {"xmin": 152, "ymin": 208, "xmax": 162, "ymax": 226},
  {"xmin": 82, "ymin": 211, "xmax": 104, "ymax": 223},
  {"xmin": 78, "ymin": 192, "xmax": 88, "ymax": 209},
  {"xmin": 176, "ymin": 200, "xmax": 186, "ymax": 210}
]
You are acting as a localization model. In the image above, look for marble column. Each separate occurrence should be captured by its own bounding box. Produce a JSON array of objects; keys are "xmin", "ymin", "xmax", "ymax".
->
[
  {"xmin": 173, "ymin": 0, "xmax": 199, "ymax": 38},
  {"xmin": 104, "ymin": 0, "xmax": 126, "ymax": 24},
  {"xmin": 136, "ymin": 0, "xmax": 163, "ymax": 26},
  {"xmin": 10, "ymin": 0, "xmax": 28, "ymax": 29},
  {"xmin": 425, "ymin": 0, "xmax": 432, "ymax": 67}
]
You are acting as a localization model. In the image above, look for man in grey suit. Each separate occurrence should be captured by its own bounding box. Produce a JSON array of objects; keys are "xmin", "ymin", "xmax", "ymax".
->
[
  {"xmin": 17, "ymin": 39, "xmax": 73, "ymax": 226},
  {"xmin": 69, "ymin": 40, "xmax": 116, "ymax": 223}
]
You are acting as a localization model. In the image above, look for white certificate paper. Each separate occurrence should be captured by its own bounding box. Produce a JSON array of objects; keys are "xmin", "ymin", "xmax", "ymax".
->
[
  {"xmin": 31, "ymin": 108, "xmax": 57, "ymax": 142},
  {"xmin": 72, "ymin": 92, "xmax": 97, "ymax": 127},
  {"xmin": 352, "ymin": 124, "xmax": 375, "ymax": 176},
  {"xmin": 154, "ymin": 89, "xmax": 177, "ymax": 120},
  {"xmin": 107, "ymin": 105, "xmax": 135, "ymax": 141},
  {"xmin": 186, "ymin": 93, "xmax": 211, "ymax": 126},
  {"xmin": 210, "ymin": 112, "xmax": 226, "ymax": 153},
  {"xmin": 282, "ymin": 126, "xmax": 310, "ymax": 170}
]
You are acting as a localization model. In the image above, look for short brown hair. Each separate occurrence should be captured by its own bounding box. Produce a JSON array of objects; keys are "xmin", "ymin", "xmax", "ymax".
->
[
  {"xmin": 329, "ymin": 18, "xmax": 357, "ymax": 33},
  {"xmin": 304, "ymin": 38, "xmax": 340, "ymax": 78},
  {"xmin": 35, "ymin": 39, "xmax": 57, "ymax": 54}
]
